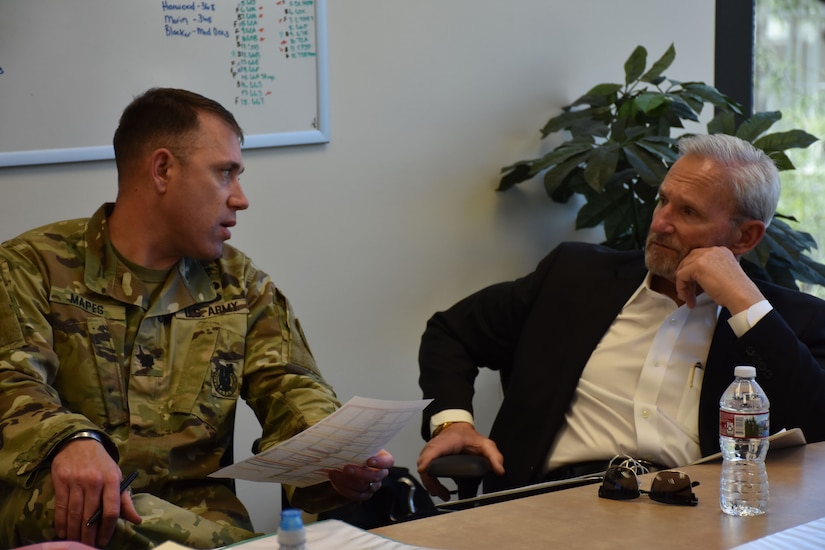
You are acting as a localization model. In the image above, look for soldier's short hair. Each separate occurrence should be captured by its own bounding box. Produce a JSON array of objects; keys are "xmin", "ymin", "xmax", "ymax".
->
[{"xmin": 112, "ymin": 88, "xmax": 244, "ymax": 174}]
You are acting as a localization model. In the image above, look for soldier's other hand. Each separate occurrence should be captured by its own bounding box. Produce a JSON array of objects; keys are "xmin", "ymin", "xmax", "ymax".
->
[
  {"xmin": 327, "ymin": 449, "xmax": 394, "ymax": 502},
  {"xmin": 51, "ymin": 438, "xmax": 142, "ymax": 547}
]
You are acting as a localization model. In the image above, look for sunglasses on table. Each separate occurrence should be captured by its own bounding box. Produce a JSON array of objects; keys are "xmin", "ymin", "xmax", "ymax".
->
[{"xmin": 597, "ymin": 455, "xmax": 700, "ymax": 506}]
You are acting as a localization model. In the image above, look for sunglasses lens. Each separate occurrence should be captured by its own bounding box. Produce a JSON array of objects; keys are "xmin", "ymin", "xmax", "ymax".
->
[
  {"xmin": 598, "ymin": 466, "xmax": 640, "ymax": 500},
  {"xmin": 648, "ymin": 471, "xmax": 699, "ymax": 506}
]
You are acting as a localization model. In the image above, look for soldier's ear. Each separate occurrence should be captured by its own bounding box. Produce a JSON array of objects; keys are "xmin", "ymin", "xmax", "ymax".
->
[{"xmin": 150, "ymin": 148, "xmax": 175, "ymax": 193}]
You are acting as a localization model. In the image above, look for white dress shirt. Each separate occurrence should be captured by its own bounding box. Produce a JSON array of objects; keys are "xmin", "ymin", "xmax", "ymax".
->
[{"xmin": 544, "ymin": 273, "xmax": 718, "ymax": 472}]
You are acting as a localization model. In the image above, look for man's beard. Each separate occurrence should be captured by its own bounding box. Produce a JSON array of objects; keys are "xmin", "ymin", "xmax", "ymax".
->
[{"xmin": 644, "ymin": 232, "xmax": 686, "ymax": 280}]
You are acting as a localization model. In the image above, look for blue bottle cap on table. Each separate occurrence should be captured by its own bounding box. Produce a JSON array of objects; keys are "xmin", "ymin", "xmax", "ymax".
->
[{"xmin": 280, "ymin": 508, "xmax": 303, "ymax": 531}]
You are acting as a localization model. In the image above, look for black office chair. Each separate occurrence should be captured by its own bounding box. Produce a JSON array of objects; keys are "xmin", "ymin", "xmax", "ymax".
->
[{"xmin": 317, "ymin": 466, "xmax": 440, "ymax": 529}]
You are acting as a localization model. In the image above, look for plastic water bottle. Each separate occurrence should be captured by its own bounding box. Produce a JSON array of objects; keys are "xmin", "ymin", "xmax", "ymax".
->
[
  {"xmin": 719, "ymin": 365, "xmax": 770, "ymax": 516},
  {"xmin": 278, "ymin": 508, "xmax": 306, "ymax": 550}
]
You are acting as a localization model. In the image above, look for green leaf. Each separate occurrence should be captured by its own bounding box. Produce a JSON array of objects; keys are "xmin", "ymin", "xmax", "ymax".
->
[
  {"xmin": 624, "ymin": 46, "xmax": 648, "ymax": 85},
  {"xmin": 766, "ymin": 230, "xmax": 804, "ymax": 262},
  {"xmin": 775, "ymin": 212, "xmax": 801, "ymax": 224},
  {"xmin": 623, "ymin": 144, "xmax": 667, "ymax": 186},
  {"xmin": 679, "ymin": 82, "xmax": 742, "ymax": 113},
  {"xmin": 528, "ymin": 142, "xmax": 593, "ymax": 175},
  {"xmin": 627, "ymin": 190, "xmax": 657, "ymax": 246},
  {"xmin": 640, "ymin": 43, "xmax": 676, "ymax": 84},
  {"xmin": 568, "ymin": 118, "xmax": 612, "ymax": 139},
  {"xmin": 575, "ymin": 184, "xmax": 630, "ymax": 229},
  {"xmin": 768, "ymin": 151, "xmax": 795, "ymax": 171},
  {"xmin": 582, "ymin": 82, "xmax": 624, "ymax": 97},
  {"xmin": 769, "ymin": 217, "xmax": 818, "ymax": 251},
  {"xmin": 765, "ymin": 257, "xmax": 802, "ymax": 288},
  {"xmin": 798, "ymin": 256, "xmax": 825, "ymax": 286},
  {"xmin": 583, "ymin": 144, "xmax": 620, "ymax": 191},
  {"xmin": 541, "ymin": 108, "xmax": 602, "ymax": 138},
  {"xmin": 673, "ymin": 92, "xmax": 705, "ymax": 117},
  {"xmin": 753, "ymin": 129, "xmax": 818, "ymax": 153},
  {"xmin": 707, "ymin": 111, "xmax": 736, "ymax": 135},
  {"xmin": 632, "ymin": 179, "xmax": 660, "ymax": 205},
  {"xmin": 663, "ymin": 95, "xmax": 700, "ymax": 122},
  {"xmin": 735, "ymin": 111, "xmax": 782, "ymax": 142},
  {"xmin": 763, "ymin": 235, "xmax": 825, "ymax": 284},
  {"xmin": 569, "ymin": 84, "xmax": 622, "ymax": 109},
  {"xmin": 752, "ymin": 219, "xmax": 821, "ymax": 285},
  {"xmin": 636, "ymin": 136, "xmax": 679, "ymax": 164},
  {"xmin": 543, "ymin": 152, "xmax": 590, "ymax": 197},
  {"xmin": 602, "ymin": 201, "xmax": 639, "ymax": 244},
  {"xmin": 616, "ymin": 97, "xmax": 638, "ymax": 118},
  {"xmin": 635, "ymin": 93, "xmax": 667, "ymax": 114},
  {"xmin": 497, "ymin": 162, "xmax": 533, "ymax": 191},
  {"xmin": 757, "ymin": 229, "xmax": 796, "ymax": 265},
  {"xmin": 549, "ymin": 168, "xmax": 590, "ymax": 203},
  {"xmin": 623, "ymin": 126, "xmax": 651, "ymax": 141}
]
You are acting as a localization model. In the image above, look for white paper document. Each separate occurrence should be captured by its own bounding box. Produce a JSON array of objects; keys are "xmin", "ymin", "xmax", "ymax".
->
[
  {"xmin": 155, "ymin": 519, "xmax": 442, "ymax": 550},
  {"xmin": 211, "ymin": 396, "xmax": 431, "ymax": 487},
  {"xmin": 730, "ymin": 516, "xmax": 825, "ymax": 550}
]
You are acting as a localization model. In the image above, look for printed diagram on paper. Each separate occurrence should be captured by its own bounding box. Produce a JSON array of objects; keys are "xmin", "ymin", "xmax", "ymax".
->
[{"xmin": 211, "ymin": 396, "xmax": 430, "ymax": 487}]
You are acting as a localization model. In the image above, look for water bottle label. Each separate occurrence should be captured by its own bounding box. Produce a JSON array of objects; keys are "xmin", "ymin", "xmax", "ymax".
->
[{"xmin": 719, "ymin": 410, "xmax": 769, "ymax": 438}]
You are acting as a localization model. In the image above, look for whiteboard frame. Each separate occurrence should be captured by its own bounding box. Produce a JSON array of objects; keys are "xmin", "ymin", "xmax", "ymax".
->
[{"xmin": 0, "ymin": 0, "xmax": 329, "ymax": 168}]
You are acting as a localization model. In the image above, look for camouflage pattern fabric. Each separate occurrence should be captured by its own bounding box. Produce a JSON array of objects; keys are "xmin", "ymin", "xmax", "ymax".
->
[
  {"xmin": 0, "ymin": 470, "xmax": 260, "ymax": 549},
  {"xmin": 0, "ymin": 204, "xmax": 343, "ymax": 548}
]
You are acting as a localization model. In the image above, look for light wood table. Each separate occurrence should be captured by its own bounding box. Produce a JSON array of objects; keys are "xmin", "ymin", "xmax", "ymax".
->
[{"xmin": 372, "ymin": 442, "xmax": 825, "ymax": 549}]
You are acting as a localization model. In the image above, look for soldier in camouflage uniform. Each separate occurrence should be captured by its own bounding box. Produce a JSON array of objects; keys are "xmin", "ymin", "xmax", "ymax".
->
[{"xmin": 0, "ymin": 88, "xmax": 393, "ymax": 549}]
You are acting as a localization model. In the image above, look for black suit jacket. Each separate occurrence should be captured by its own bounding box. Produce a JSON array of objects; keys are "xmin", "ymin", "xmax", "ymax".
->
[{"xmin": 419, "ymin": 242, "xmax": 825, "ymax": 493}]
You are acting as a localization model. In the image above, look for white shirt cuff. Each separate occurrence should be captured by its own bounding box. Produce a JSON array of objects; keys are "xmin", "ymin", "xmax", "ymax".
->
[
  {"xmin": 727, "ymin": 299, "xmax": 773, "ymax": 337},
  {"xmin": 430, "ymin": 409, "xmax": 474, "ymax": 435}
]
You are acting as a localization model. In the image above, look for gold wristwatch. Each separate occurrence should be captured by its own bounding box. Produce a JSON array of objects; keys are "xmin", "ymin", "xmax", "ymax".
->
[{"xmin": 431, "ymin": 421, "xmax": 459, "ymax": 438}]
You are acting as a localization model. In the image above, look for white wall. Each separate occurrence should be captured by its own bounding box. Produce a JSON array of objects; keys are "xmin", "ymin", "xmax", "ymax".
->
[{"xmin": 0, "ymin": 0, "xmax": 715, "ymax": 533}]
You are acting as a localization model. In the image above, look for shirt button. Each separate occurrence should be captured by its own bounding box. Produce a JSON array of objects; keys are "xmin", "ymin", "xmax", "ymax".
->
[{"xmin": 642, "ymin": 410, "xmax": 650, "ymax": 419}]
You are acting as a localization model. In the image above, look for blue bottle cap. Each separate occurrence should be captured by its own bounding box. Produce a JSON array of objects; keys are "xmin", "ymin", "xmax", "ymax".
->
[{"xmin": 280, "ymin": 508, "xmax": 304, "ymax": 531}]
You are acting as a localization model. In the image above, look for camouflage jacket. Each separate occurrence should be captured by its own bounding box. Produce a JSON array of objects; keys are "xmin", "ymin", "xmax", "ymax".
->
[{"xmin": 0, "ymin": 204, "xmax": 342, "ymax": 512}]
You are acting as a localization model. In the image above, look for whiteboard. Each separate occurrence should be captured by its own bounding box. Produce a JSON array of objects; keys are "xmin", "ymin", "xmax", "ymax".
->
[{"xmin": 0, "ymin": 0, "xmax": 328, "ymax": 167}]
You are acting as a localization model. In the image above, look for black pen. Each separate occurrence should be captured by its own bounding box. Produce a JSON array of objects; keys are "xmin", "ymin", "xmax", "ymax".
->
[{"xmin": 86, "ymin": 471, "xmax": 138, "ymax": 526}]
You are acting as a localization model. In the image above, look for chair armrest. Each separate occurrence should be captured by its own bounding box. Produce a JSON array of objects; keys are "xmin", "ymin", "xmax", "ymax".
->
[{"xmin": 426, "ymin": 455, "xmax": 492, "ymax": 479}]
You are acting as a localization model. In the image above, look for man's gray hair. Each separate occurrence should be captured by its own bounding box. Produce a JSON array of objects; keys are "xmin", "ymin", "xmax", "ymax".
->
[{"xmin": 677, "ymin": 134, "xmax": 780, "ymax": 226}]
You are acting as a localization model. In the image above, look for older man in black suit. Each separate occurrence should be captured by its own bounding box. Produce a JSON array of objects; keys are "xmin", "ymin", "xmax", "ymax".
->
[{"xmin": 416, "ymin": 134, "xmax": 825, "ymax": 500}]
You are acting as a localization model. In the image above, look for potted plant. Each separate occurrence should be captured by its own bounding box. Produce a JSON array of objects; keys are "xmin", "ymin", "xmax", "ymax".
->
[{"xmin": 498, "ymin": 44, "xmax": 825, "ymax": 290}]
